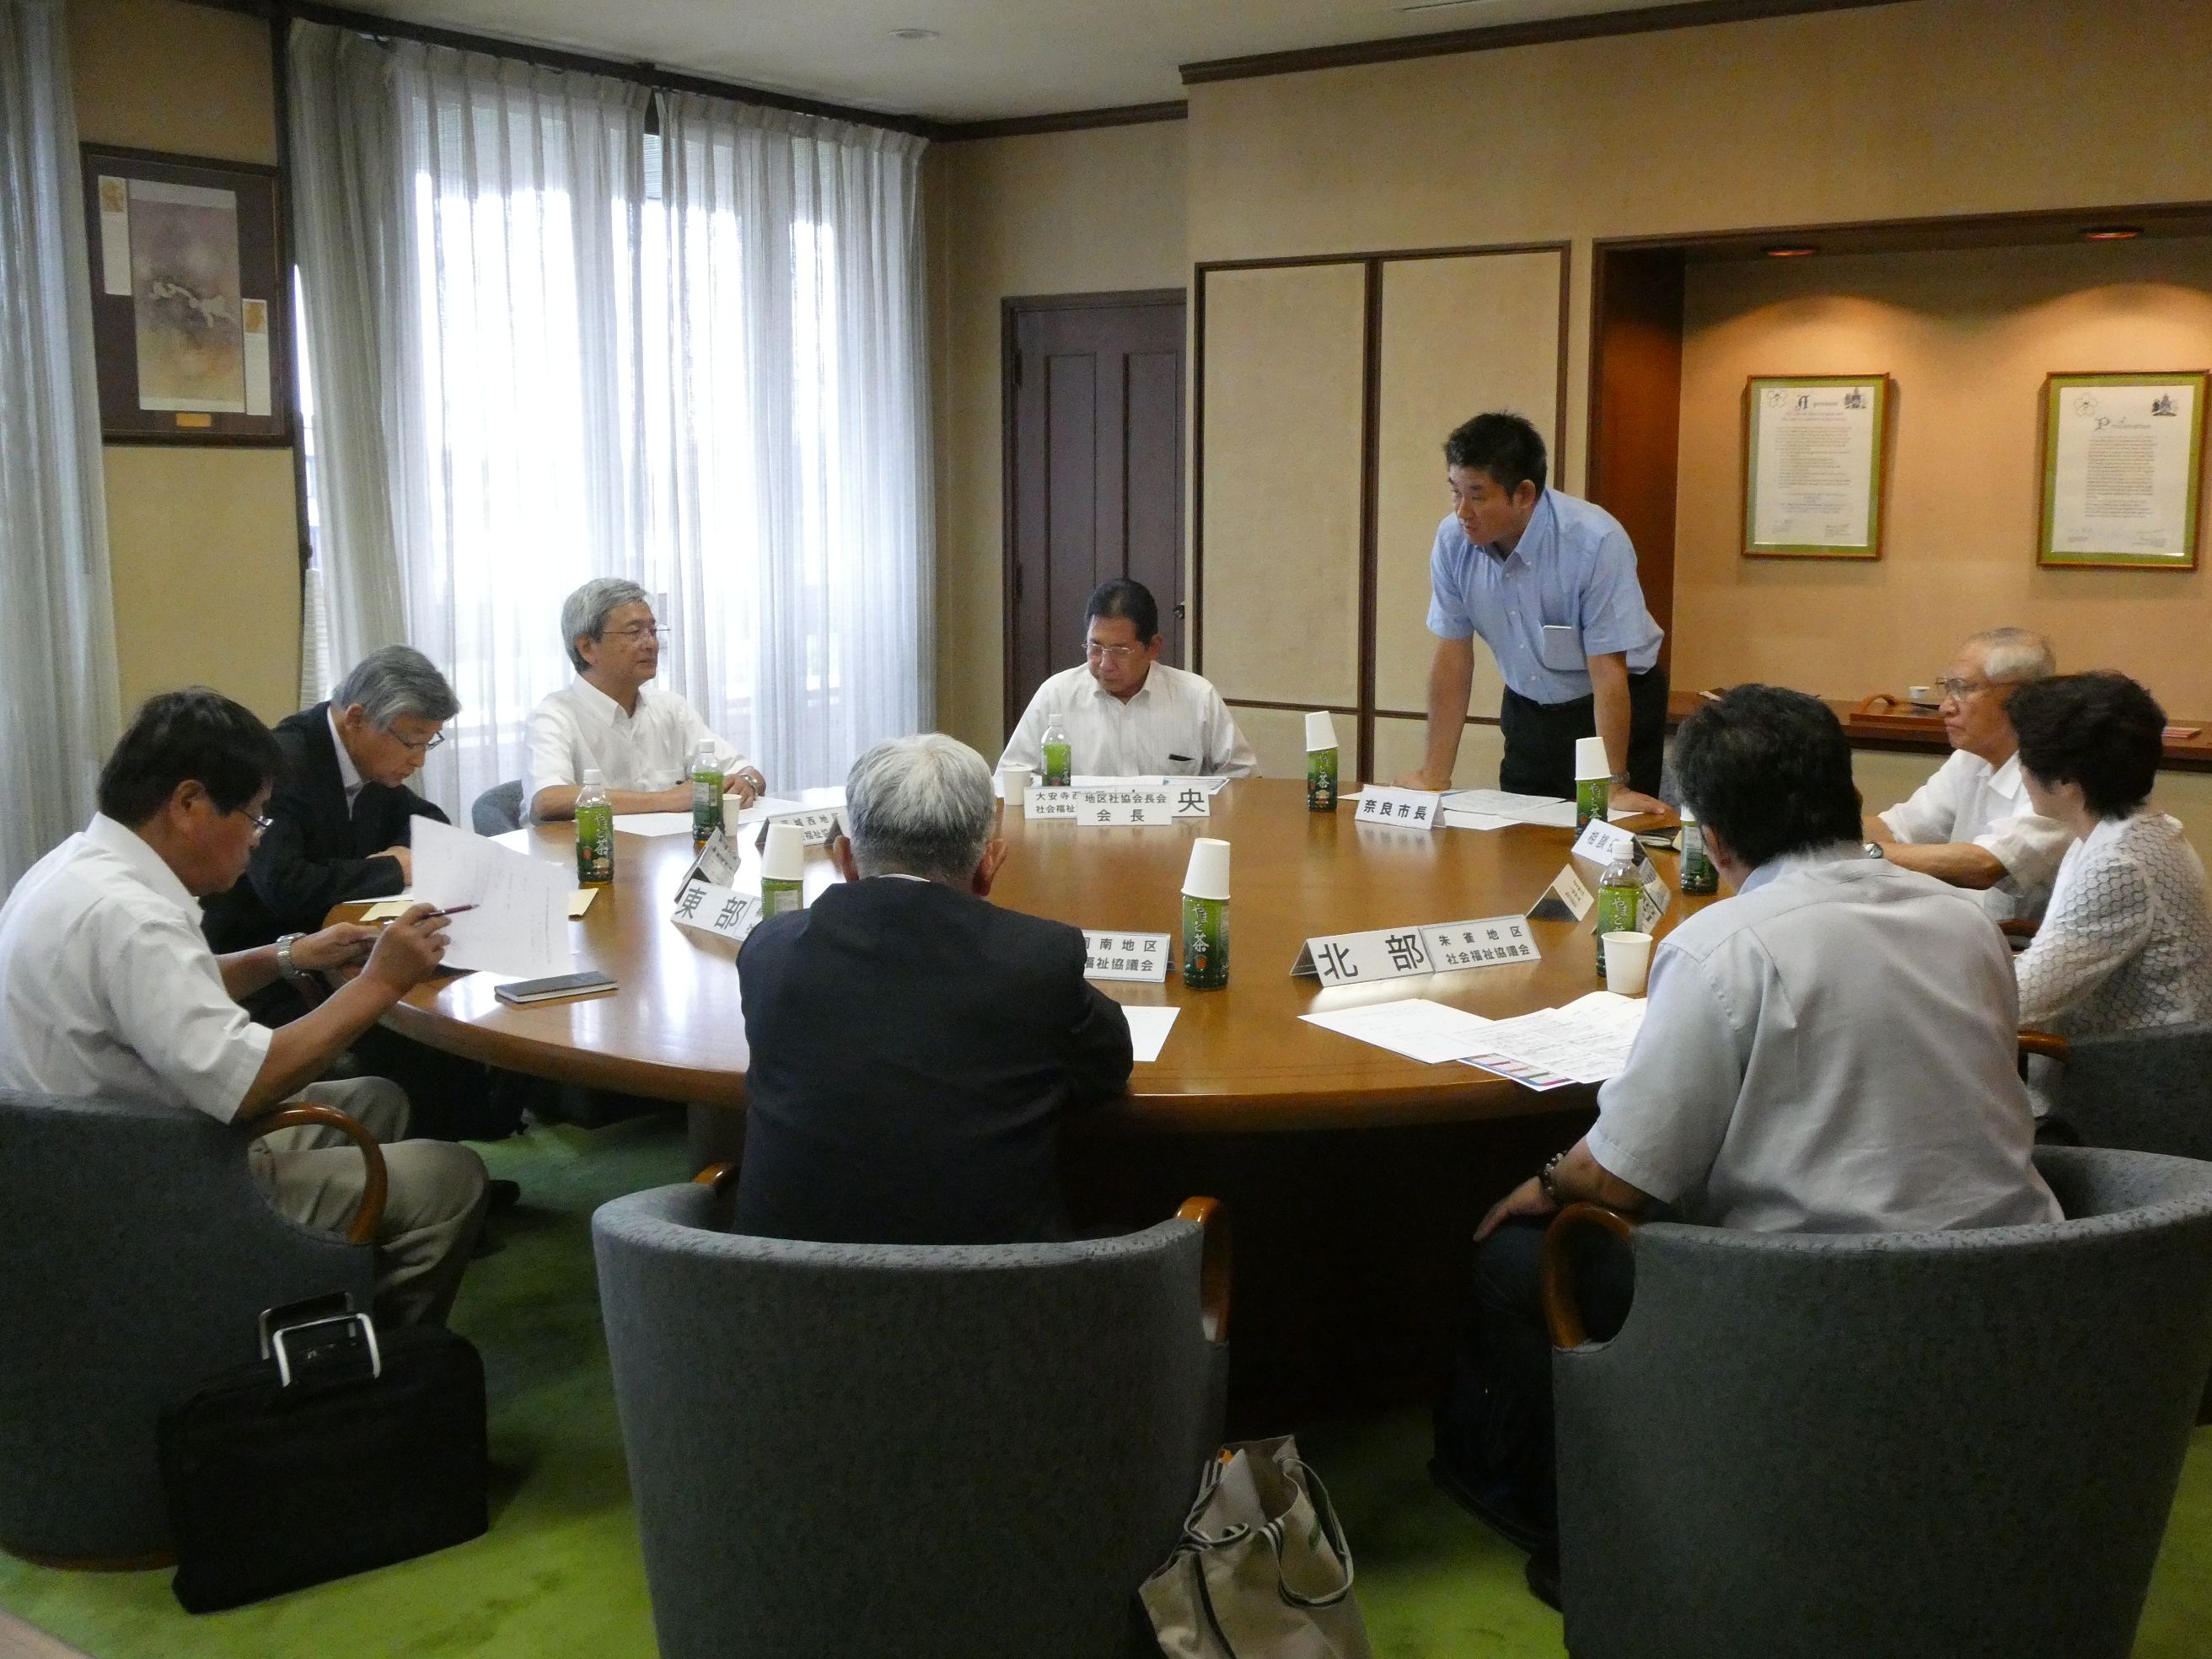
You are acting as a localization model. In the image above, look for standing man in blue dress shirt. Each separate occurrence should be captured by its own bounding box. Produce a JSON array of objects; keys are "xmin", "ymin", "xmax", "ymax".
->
[{"xmin": 1395, "ymin": 412, "xmax": 1669, "ymax": 813}]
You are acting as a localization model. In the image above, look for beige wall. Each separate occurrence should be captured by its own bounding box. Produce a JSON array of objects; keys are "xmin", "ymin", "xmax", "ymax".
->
[
  {"xmin": 70, "ymin": 0, "xmax": 302, "ymax": 722},
  {"xmin": 926, "ymin": 121, "xmax": 1188, "ymax": 753},
  {"xmin": 1674, "ymin": 239, "xmax": 2212, "ymax": 715}
]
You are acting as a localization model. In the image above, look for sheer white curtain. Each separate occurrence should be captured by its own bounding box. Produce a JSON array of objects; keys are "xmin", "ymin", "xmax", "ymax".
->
[
  {"xmin": 0, "ymin": 0, "xmax": 120, "ymax": 888},
  {"xmin": 652, "ymin": 96, "xmax": 931, "ymax": 787},
  {"xmin": 291, "ymin": 25, "xmax": 650, "ymax": 815},
  {"xmin": 289, "ymin": 20, "xmax": 932, "ymax": 816}
]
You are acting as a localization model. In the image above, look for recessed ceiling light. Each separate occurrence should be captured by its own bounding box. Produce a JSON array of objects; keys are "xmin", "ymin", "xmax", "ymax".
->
[
  {"xmin": 1763, "ymin": 244, "xmax": 1819, "ymax": 258},
  {"xmin": 2081, "ymin": 225, "xmax": 2142, "ymax": 241},
  {"xmin": 889, "ymin": 27, "xmax": 939, "ymax": 40}
]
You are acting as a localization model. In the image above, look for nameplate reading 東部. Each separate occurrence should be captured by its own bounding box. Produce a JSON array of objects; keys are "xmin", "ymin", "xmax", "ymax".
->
[
  {"xmin": 1292, "ymin": 915, "xmax": 1539, "ymax": 985},
  {"xmin": 1082, "ymin": 932, "xmax": 1172, "ymax": 983},
  {"xmin": 671, "ymin": 877, "xmax": 761, "ymax": 944},
  {"xmin": 1352, "ymin": 787, "xmax": 1445, "ymax": 830},
  {"xmin": 1025, "ymin": 786, "xmax": 1211, "ymax": 824}
]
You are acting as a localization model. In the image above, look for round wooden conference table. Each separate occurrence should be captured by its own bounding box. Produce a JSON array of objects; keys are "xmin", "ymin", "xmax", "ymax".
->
[
  {"xmin": 366, "ymin": 779, "xmax": 1710, "ymax": 1132},
  {"xmin": 352, "ymin": 778, "xmax": 1711, "ymax": 1424}
]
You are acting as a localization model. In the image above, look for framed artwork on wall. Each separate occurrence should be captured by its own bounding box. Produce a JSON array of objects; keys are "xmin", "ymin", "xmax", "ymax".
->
[
  {"xmin": 78, "ymin": 144, "xmax": 291, "ymax": 446},
  {"xmin": 1741, "ymin": 374, "xmax": 1891, "ymax": 560},
  {"xmin": 2037, "ymin": 371, "xmax": 2205, "ymax": 570}
]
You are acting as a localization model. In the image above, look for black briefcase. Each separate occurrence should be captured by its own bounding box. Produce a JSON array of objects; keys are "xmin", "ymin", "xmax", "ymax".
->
[{"xmin": 157, "ymin": 1301, "xmax": 489, "ymax": 1611}]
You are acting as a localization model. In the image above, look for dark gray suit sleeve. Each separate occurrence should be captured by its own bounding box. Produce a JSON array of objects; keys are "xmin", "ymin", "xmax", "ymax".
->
[{"xmin": 1061, "ymin": 933, "xmax": 1134, "ymax": 1109}]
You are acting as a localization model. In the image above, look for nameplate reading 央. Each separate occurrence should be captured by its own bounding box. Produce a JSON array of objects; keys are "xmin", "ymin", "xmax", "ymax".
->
[
  {"xmin": 752, "ymin": 809, "xmax": 842, "ymax": 851},
  {"xmin": 1082, "ymin": 932, "xmax": 1172, "ymax": 983},
  {"xmin": 1352, "ymin": 787, "xmax": 1445, "ymax": 830},
  {"xmin": 672, "ymin": 827, "xmax": 741, "ymax": 899},
  {"xmin": 671, "ymin": 878, "xmax": 762, "ymax": 945},
  {"xmin": 1025, "ymin": 786, "xmax": 1211, "ymax": 824}
]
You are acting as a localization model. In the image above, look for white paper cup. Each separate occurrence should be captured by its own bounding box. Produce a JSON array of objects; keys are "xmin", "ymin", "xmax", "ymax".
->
[
  {"xmin": 1908, "ymin": 685, "xmax": 1936, "ymax": 706},
  {"xmin": 997, "ymin": 762, "xmax": 1034, "ymax": 804},
  {"xmin": 762, "ymin": 821, "xmax": 807, "ymax": 883},
  {"xmin": 1183, "ymin": 837, "xmax": 1231, "ymax": 901},
  {"xmin": 1575, "ymin": 735, "xmax": 1610, "ymax": 781},
  {"xmin": 1305, "ymin": 711, "xmax": 1338, "ymax": 752},
  {"xmin": 1602, "ymin": 931, "xmax": 1655, "ymax": 996}
]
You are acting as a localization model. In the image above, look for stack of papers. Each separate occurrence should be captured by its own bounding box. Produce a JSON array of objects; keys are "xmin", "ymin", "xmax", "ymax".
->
[
  {"xmin": 1440, "ymin": 790, "xmax": 1579, "ymax": 830},
  {"xmin": 1301, "ymin": 999, "xmax": 1498, "ymax": 1064},
  {"xmin": 410, "ymin": 819, "xmax": 575, "ymax": 980},
  {"xmin": 1460, "ymin": 992, "xmax": 1647, "ymax": 1090}
]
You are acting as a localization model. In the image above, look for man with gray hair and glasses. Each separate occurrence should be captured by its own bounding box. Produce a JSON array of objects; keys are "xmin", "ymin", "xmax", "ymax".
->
[
  {"xmin": 1864, "ymin": 626, "xmax": 2072, "ymax": 923},
  {"xmin": 526, "ymin": 577, "xmax": 766, "ymax": 823},
  {"xmin": 731, "ymin": 733, "xmax": 1133, "ymax": 1245}
]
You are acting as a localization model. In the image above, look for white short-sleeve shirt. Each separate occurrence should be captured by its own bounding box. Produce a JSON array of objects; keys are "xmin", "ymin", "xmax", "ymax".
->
[
  {"xmin": 1587, "ymin": 846, "xmax": 2059, "ymax": 1234},
  {"xmin": 1877, "ymin": 749, "xmax": 2071, "ymax": 923},
  {"xmin": 0, "ymin": 815, "xmax": 273, "ymax": 1122},
  {"xmin": 1001, "ymin": 663, "xmax": 1257, "ymax": 779},
  {"xmin": 525, "ymin": 678, "xmax": 746, "ymax": 808}
]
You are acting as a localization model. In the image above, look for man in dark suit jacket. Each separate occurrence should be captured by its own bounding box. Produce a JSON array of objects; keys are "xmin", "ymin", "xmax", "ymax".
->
[
  {"xmin": 734, "ymin": 733, "xmax": 1133, "ymax": 1245},
  {"xmin": 201, "ymin": 647, "xmax": 517, "ymax": 1146}
]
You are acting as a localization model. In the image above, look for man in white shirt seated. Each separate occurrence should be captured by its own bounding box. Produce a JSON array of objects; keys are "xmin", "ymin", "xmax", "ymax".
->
[
  {"xmin": 1866, "ymin": 626, "xmax": 2070, "ymax": 923},
  {"xmin": 526, "ymin": 577, "xmax": 769, "ymax": 823},
  {"xmin": 0, "ymin": 690, "xmax": 489, "ymax": 1327},
  {"xmin": 1436, "ymin": 684, "xmax": 2059, "ymax": 1608},
  {"xmin": 1001, "ymin": 578, "xmax": 1257, "ymax": 780}
]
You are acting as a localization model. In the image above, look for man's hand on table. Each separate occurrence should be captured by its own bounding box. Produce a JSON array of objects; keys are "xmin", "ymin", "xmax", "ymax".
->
[
  {"xmin": 1608, "ymin": 786, "xmax": 1669, "ymax": 818},
  {"xmin": 1393, "ymin": 770, "xmax": 1453, "ymax": 792}
]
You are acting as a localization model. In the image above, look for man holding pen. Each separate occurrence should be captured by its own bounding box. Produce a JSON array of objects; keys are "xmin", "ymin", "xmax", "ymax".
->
[
  {"xmin": 0, "ymin": 690, "xmax": 489, "ymax": 1327},
  {"xmin": 1396, "ymin": 412, "xmax": 1668, "ymax": 813}
]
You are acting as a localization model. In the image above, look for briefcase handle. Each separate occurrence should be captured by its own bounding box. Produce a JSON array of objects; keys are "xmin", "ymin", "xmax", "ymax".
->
[{"xmin": 247, "ymin": 1105, "xmax": 389, "ymax": 1244}]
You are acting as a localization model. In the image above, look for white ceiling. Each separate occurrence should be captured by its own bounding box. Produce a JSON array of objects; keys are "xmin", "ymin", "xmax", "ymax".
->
[{"xmin": 337, "ymin": 0, "xmax": 1699, "ymax": 123}]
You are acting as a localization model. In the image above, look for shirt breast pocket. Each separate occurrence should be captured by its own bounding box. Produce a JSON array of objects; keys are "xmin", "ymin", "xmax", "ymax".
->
[{"xmin": 1538, "ymin": 621, "xmax": 1586, "ymax": 673}]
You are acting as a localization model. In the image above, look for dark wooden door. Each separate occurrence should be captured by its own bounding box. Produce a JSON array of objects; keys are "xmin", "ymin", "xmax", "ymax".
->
[{"xmin": 1004, "ymin": 291, "xmax": 1186, "ymax": 736}]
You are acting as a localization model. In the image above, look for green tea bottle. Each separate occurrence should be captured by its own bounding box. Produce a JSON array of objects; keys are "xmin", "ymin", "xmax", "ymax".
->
[
  {"xmin": 690, "ymin": 740, "xmax": 725, "ymax": 851},
  {"xmin": 1041, "ymin": 719, "xmax": 1072, "ymax": 788},
  {"xmin": 575, "ymin": 769, "xmax": 615, "ymax": 889},
  {"xmin": 1305, "ymin": 711, "xmax": 1339, "ymax": 812},
  {"xmin": 1595, "ymin": 851, "xmax": 1642, "ymax": 977},
  {"xmin": 1679, "ymin": 805, "xmax": 1719, "ymax": 895},
  {"xmin": 760, "ymin": 821, "xmax": 806, "ymax": 918},
  {"xmin": 1574, "ymin": 736, "xmax": 1610, "ymax": 831},
  {"xmin": 1181, "ymin": 837, "xmax": 1231, "ymax": 990}
]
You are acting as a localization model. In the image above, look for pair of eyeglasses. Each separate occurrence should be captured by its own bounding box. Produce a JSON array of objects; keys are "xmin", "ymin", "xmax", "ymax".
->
[
  {"xmin": 1086, "ymin": 642, "xmax": 1142, "ymax": 663},
  {"xmin": 239, "ymin": 809, "xmax": 274, "ymax": 838},
  {"xmin": 605, "ymin": 625, "xmax": 671, "ymax": 642},
  {"xmin": 1934, "ymin": 676, "xmax": 1991, "ymax": 700},
  {"xmin": 390, "ymin": 729, "xmax": 448, "ymax": 754}
]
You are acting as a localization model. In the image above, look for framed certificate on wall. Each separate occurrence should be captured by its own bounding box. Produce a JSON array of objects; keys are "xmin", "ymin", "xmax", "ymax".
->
[
  {"xmin": 1742, "ymin": 374, "xmax": 1890, "ymax": 560},
  {"xmin": 2038, "ymin": 372, "xmax": 2205, "ymax": 570}
]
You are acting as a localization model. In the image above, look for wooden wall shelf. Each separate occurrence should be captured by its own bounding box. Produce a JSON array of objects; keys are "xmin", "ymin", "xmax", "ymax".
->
[{"xmin": 1667, "ymin": 691, "xmax": 2212, "ymax": 770}]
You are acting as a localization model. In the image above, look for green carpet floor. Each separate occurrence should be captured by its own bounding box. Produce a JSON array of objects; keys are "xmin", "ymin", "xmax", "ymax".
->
[{"xmin": 4, "ymin": 1113, "xmax": 2209, "ymax": 1657}]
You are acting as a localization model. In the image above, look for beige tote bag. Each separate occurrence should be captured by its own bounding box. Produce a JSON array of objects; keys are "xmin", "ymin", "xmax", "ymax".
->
[{"xmin": 1141, "ymin": 1436, "xmax": 1375, "ymax": 1659}]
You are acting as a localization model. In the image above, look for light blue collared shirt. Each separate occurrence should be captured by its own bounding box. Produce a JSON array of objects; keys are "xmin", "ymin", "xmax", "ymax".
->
[{"xmin": 1425, "ymin": 488, "xmax": 1663, "ymax": 705}]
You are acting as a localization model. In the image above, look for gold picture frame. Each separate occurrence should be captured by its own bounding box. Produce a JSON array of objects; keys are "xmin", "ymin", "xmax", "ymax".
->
[{"xmin": 1741, "ymin": 374, "xmax": 1891, "ymax": 561}]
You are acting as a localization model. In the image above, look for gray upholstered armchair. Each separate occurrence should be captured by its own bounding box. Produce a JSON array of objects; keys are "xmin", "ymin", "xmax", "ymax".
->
[
  {"xmin": 2027, "ymin": 1022, "xmax": 2212, "ymax": 1161},
  {"xmin": 0, "ymin": 1091, "xmax": 381, "ymax": 1563},
  {"xmin": 471, "ymin": 779, "xmax": 526, "ymax": 836},
  {"xmin": 1543, "ymin": 1146, "xmax": 2212, "ymax": 1659},
  {"xmin": 592, "ymin": 1173, "xmax": 1230, "ymax": 1659}
]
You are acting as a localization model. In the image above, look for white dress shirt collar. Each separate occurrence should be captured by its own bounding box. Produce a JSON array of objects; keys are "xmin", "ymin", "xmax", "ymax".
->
[
  {"xmin": 327, "ymin": 708, "xmax": 367, "ymax": 812},
  {"xmin": 1737, "ymin": 840, "xmax": 1866, "ymax": 898},
  {"xmin": 82, "ymin": 812, "xmax": 196, "ymax": 915}
]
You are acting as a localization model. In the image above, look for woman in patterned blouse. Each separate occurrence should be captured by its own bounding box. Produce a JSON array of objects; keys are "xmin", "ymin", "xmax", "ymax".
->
[{"xmin": 2007, "ymin": 673, "xmax": 2212, "ymax": 1036}]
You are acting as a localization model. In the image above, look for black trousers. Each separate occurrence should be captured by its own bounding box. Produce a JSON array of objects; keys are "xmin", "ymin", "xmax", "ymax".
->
[
  {"xmin": 1498, "ymin": 665, "xmax": 1668, "ymax": 799},
  {"xmin": 1433, "ymin": 1217, "xmax": 1636, "ymax": 1546}
]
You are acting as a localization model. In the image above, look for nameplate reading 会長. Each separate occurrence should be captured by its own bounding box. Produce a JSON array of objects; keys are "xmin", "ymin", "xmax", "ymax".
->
[
  {"xmin": 1082, "ymin": 932, "xmax": 1172, "ymax": 983},
  {"xmin": 1292, "ymin": 915, "xmax": 1539, "ymax": 985},
  {"xmin": 1026, "ymin": 786, "xmax": 1211, "ymax": 825}
]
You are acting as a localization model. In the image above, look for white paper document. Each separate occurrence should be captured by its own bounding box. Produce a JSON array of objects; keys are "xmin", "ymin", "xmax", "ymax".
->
[
  {"xmin": 410, "ymin": 819, "xmax": 573, "ymax": 980},
  {"xmin": 612, "ymin": 813, "xmax": 698, "ymax": 838},
  {"xmin": 1075, "ymin": 775, "xmax": 1231, "ymax": 796},
  {"xmin": 1121, "ymin": 1006, "xmax": 1180, "ymax": 1064},
  {"xmin": 1461, "ymin": 992, "xmax": 1648, "ymax": 1090},
  {"xmin": 1442, "ymin": 790, "xmax": 1579, "ymax": 830},
  {"xmin": 1302, "ymin": 999, "xmax": 1497, "ymax": 1065},
  {"xmin": 1442, "ymin": 810, "xmax": 1514, "ymax": 832},
  {"xmin": 733, "ymin": 794, "xmax": 819, "ymax": 826}
]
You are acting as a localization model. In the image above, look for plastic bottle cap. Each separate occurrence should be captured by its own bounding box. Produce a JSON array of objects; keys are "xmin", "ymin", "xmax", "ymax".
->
[
  {"xmin": 583, "ymin": 769, "xmax": 605, "ymax": 786},
  {"xmin": 1681, "ymin": 804, "xmax": 1697, "ymax": 824},
  {"xmin": 1305, "ymin": 711, "xmax": 1338, "ymax": 752},
  {"xmin": 761, "ymin": 821, "xmax": 806, "ymax": 882},
  {"xmin": 1183, "ymin": 837, "xmax": 1231, "ymax": 901},
  {"xmin": 1574, "ymin": 737, "xmax": 1610, "ymax": 781}
]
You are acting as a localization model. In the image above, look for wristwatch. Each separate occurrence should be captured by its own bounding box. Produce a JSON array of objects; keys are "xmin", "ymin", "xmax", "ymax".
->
[
  {"xmin": 1862, "ymin": 842, "xmax": 1886, "ymax": 860},
  {"xmin": 1538, "ymin": 1151, "xmax": 1567, "ymax": 1205},
  {"xmin": 275, "ymin": 933, "xmax": 309, "ymax": 982}
]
